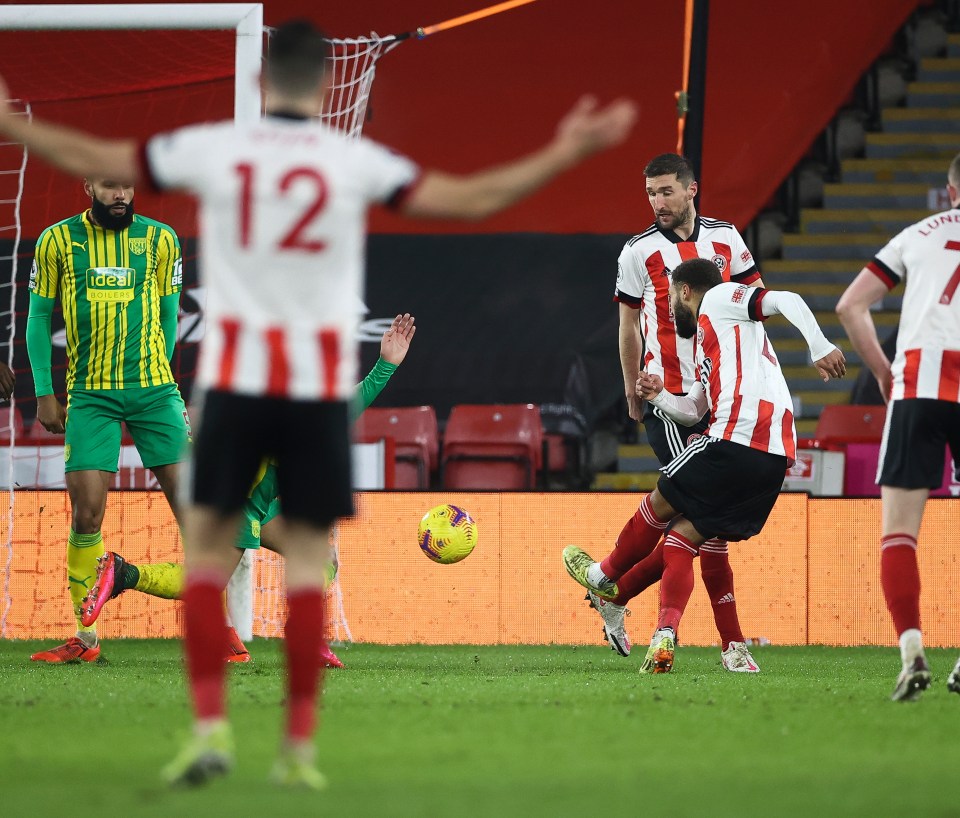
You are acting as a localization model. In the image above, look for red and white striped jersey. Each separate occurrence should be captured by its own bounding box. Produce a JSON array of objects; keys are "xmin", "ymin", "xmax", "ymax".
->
[
  {"xmin": 614, "ymin": 216, "xmax": 761, "ymax": 394},
  {"xmin": 141, "ymin": 117, "xmax": 419, "ymax": 401},
  {"xmin": 696, "ymin": 282, "xmax": 796, "ymax": 462},
  {"xmin": 867, "ymin": 209, "xmax": 960, "ymax": 403}
]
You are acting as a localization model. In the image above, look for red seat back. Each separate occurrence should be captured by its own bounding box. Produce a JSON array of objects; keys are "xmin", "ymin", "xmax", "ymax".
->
[
  {"xmin": 442, "ymin": 404, "xmax": 543, "ymax": 490},
  {"xmin": 354, "ymin": 406, "xmax": 439, "ymax": 489},
  {"xmin": 814, "ymin": 404, "xmax": 887, "ymax": 447}
]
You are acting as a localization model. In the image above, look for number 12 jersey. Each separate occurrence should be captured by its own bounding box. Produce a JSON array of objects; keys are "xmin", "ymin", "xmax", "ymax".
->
[{"xmin": 140, "ymin": 117, "xmax": 419, "ymax": 401}]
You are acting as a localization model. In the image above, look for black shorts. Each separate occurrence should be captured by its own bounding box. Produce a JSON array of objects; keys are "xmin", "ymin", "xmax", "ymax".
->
[
  {"xmin": 878, "ymin": 398, "xmax": 960, "ymax": 489},
  {"xmin": 190, "ymin": 390, "xmax": 354, "ymax": 527},
  {"xmin": 643, "ymin": 401, "xmax": 711, "ymax": 465},
  {"xmin": 656, "ymin": 437, "xmax": 788, "ymax": 542}
]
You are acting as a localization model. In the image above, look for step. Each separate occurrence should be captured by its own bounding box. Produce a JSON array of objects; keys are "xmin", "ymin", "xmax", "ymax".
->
[
  {"xmin": 777, "ymin": 347, "xmax": 863, "ymax": 367},
  {"xmin": 782, "ymin": 233, "xmax": 888, "ymax": 261},
  {"xmin": 784, "ymin": 375, "xmax": 862, "ymax": 392},
  {"xmin": 616, "ymin": 443, "xmax": 660, "ymax": 472},
  {"xmin": 822, "ymin": 183, "xmax": 931, "ymax": 209},
  {"xmin": 592, "ymin": 472, "xmax": 659, "ymax": 491},
  {"xmin": 796, "ymin": 418, "xmax": 818, "ymax": 436},
  {"xmin": 949, "ymin": 33, "xmax": 960, "ymax": 58},
  {"xmin": 800, "ymin": 208, "xmax": 925, "ymax": 234},
  {"xmin": 866, "ymin": 132, "xmax": 959, "ymax": 159},
  {"xmin": 793, "ymin": 389, "xmax": 855, "ymax": 416},
  {"xmin": 882, "ymin": 107, "xmax": 960, "ymax": 133},
  {"xmin": 906, "ymin": 81, "xmax": 960, "ymax": 107},
  {"xmin": 775, "ymin": 336, "xmax": 855, "ymax": 353},
  {"xmin": 762, "ymin": 259, "xmax": 867, "ymax": 276},
  {"xmin": 917, "ymin": 58, "xmax": 960, "ymax": 82},
  {"xmin": 841, "ymin": 157, "xmax": 950, "ymax": 184}
]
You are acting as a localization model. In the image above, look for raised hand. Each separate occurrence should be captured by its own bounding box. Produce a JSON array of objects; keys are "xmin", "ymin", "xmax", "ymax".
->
[
  {"xmin": 553, "ymin": 96, "xmax": 638, "ymax": 162},
  {"xmin": 814, "ymin": 347, "xmax": 847, "ymax": 382},
  {"xmin": 380, "ymin": 313, "xmax": 416, "ymax": 366}
]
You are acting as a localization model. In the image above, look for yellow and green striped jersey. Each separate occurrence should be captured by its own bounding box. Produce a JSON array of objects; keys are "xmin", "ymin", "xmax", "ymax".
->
[{"xmin": 30, "ymin": 212, "xmax": 182, "ymax": 390}]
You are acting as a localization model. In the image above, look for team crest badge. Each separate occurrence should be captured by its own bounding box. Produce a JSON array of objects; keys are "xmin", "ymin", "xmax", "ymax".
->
[
  {"xmin": 711, "ymin": 253, "xmax": 727, "ymax": 273},
  {"xmin": 129, "ymin": 238, "xmax": 147, "ymax": 256},
  {"xmin": 64, "ymin": 443, "xmax": 71, "ymax": 463}
]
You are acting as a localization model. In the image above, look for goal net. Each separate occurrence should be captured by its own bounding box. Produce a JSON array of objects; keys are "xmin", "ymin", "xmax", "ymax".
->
[{"xmin": 0, "ymin": 4, "xmax": 399, "ymax": 644}]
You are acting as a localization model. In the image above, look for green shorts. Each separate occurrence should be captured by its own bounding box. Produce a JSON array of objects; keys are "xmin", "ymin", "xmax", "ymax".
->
[
  {"xmin": 236, "ymin": 461, "xmax": 281, "ymax": 549},
  {"xmin": 233, "ymin": 460, "xmax": 339, "ymax": 585},
  {"xmin": 64, "ymin": 383, "xmax": 189, "ymax": 473}
]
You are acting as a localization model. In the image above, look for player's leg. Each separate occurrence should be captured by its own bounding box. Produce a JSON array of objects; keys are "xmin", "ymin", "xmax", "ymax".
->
[
  {"xmin": 876, "ymin": 399, "xmax": 951, "ymax": 701},
  {"xmin": 700, "ymin": 538, "xmax": 758, "ymax": 672},
  {"xmin": 267, "ymin": 398, "xmax": 353, "ymax": 788},
  {"xmin": 562, "ymin": 490, "xmax": 673, "ymax": 599},
  {"xmin": 31, "ymin": 390, "xmax": 122, "ymax": 663},
  {"xmin": 260, "ymin": 517, "xmax": 344, "ymax": 669},
  {"xmin": 126, "ymin": 382, "xmax": 191, "ymax": 525},
  {"xmin": 643, "ymin": 438, "xmax": 787, "ymax": 674},
  {"xmin": 163, "ymin": 390, "xmax": 271, "ymax": 786}
]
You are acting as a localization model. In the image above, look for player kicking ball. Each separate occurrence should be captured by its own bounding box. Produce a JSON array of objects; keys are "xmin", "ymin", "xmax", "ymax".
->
[
  {"xmin": 563, "ymin": 258, "xmax": 845, "ymax": 672},
  {"xmin": 80, "ymin": 313, "xmax": 418, "ymax": 669}
]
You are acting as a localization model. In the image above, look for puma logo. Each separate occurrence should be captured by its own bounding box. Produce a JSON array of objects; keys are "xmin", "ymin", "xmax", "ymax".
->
[
  {"xmin": 72, "ymin": 241, "xmax": 87, "ymax": 251},
  {"xmin": 68, "ymin": 573, "xmax": 93, "ymax": 589}
]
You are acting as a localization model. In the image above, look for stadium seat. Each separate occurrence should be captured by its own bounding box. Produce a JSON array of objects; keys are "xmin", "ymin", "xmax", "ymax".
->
[
  {"xmin": 0, "ymin": 406, "xmax": 25, "ymax": 443},
  {"xmin": 813, "ymin": 404, "xmax": 888, "ymax": 447},
  {"xmin": 354, "ymin": 406, "xmax": 439, "ymax": 489},
  {"xmin": 441, "ymin": 404, "xmax": 543, "ymax": 490}
]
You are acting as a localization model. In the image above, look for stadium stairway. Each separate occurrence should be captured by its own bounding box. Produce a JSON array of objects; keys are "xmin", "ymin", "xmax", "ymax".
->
[{"xmin": 595, "ymin": 38, "xmax": 960, "ymax": 491}]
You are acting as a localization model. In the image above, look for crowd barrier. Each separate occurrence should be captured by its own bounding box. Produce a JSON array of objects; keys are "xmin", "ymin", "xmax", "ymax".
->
[{"xmin": 2, "ymin": 491, "xmax": 957, "ymax": 647}]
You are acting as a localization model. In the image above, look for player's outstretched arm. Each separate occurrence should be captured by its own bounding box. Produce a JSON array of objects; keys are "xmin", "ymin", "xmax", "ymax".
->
[
  {"xmin": 402, "ymin": 96, "xmax": 637, "ymax": 221},
  {"xmin": 759, "ymin": 290, "xmax": 846, "ymax": 382},
  {"xmin": 353, "ymin": 314, "xmax": 417, "ymax": 418},
  {"xmin": 0, "ymin": 77, "xmax": 138, "ymax": 182},
  {"xmin": 836, "ymin": 269, "xmax": 893, "ymax": 399}
]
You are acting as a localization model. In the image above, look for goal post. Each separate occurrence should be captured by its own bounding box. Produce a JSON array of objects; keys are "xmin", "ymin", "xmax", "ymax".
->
[{"xmin": 0, "ymin": 4, "xmax": 411, "ymax": 643}]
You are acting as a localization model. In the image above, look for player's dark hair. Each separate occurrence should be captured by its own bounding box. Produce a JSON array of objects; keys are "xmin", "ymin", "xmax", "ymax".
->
[
  {"xmin": 671, "ymin": 257, "xmax": 722, "ymax": 292},
  {"xmin": 644, "ymin": 153, "xmax": 695, "ymax": 187},
  {"xmin": 266, "ymin": 19, "xmax": 331, "ymax": 95}
]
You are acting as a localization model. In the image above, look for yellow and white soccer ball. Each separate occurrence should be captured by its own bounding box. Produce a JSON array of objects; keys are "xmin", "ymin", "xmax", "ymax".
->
[{"xmin": 417, "ymin": 504, "xmax": 478, "ymax": 564}]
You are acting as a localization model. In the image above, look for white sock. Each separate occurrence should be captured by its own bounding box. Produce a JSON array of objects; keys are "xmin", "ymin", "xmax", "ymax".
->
[
  {"xmin": 899, "ymin": 628, "xmax": 923, "ymax": 666},
  {"xmin": 586, "ymin": 563, "xmax": 611, "ymax": 587},
  {"xmin": 76, "ymin": 631, "xmax": 97, "ymax": 648}
]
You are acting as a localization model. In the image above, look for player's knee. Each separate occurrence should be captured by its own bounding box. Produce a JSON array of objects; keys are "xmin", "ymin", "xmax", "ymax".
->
[{"xmin": 71, "ymin": 507, "xmax": 104, "ymax": 534}]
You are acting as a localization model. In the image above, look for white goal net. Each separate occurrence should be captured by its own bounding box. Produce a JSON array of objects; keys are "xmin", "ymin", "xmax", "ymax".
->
[{"xmin": 0, "ymin": 4, "xmax": 400, "ymax": 643}]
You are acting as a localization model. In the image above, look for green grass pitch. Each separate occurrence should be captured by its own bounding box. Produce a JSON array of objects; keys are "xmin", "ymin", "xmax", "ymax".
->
[{"xmin": 2, "ymin": 640, "xmax": 958, "ymax": 817}]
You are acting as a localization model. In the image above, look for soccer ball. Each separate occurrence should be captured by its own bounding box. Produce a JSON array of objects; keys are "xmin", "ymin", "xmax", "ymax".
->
[{"xmin": 417, "ymin": 504, "xmax": 478, "ymax": 564}]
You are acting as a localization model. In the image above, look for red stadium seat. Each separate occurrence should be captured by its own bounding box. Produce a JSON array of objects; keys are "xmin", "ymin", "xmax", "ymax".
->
[
  {"xmin": 354, "ymin": 406, "xmax": 439, "ymax": 489},
  {"xmin": 0, "ymin": 406, "xmax": 25, "ymax": 443},
  {"xmin": 441, "ymin": 404, "xmax": 543, "ymax": 490},
  {"xmin": 813, "ymin": 404, "xmax": 887, "ymax": 447}
]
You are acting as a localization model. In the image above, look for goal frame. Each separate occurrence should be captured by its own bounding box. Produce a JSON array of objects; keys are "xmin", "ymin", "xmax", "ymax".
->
[{"xmin": 0, "ymin": 3, "xmax": 263, "ymax": 639}]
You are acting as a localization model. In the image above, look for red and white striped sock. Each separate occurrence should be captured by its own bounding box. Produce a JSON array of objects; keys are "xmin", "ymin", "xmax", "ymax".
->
[
  {"xmin": 601, "ymin": 495, "xmax": 670, "ymax": 581},
  {"xmin": 656, "ymin": 532, "xmax": 698, "ymax": 633},
  {"xmin": 880, "ymin": 533, "xmax": 921, "ymax": 636},
  {"xmin": 699, "ymin": 539, "xmax": 744, "ymax": 651}
]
